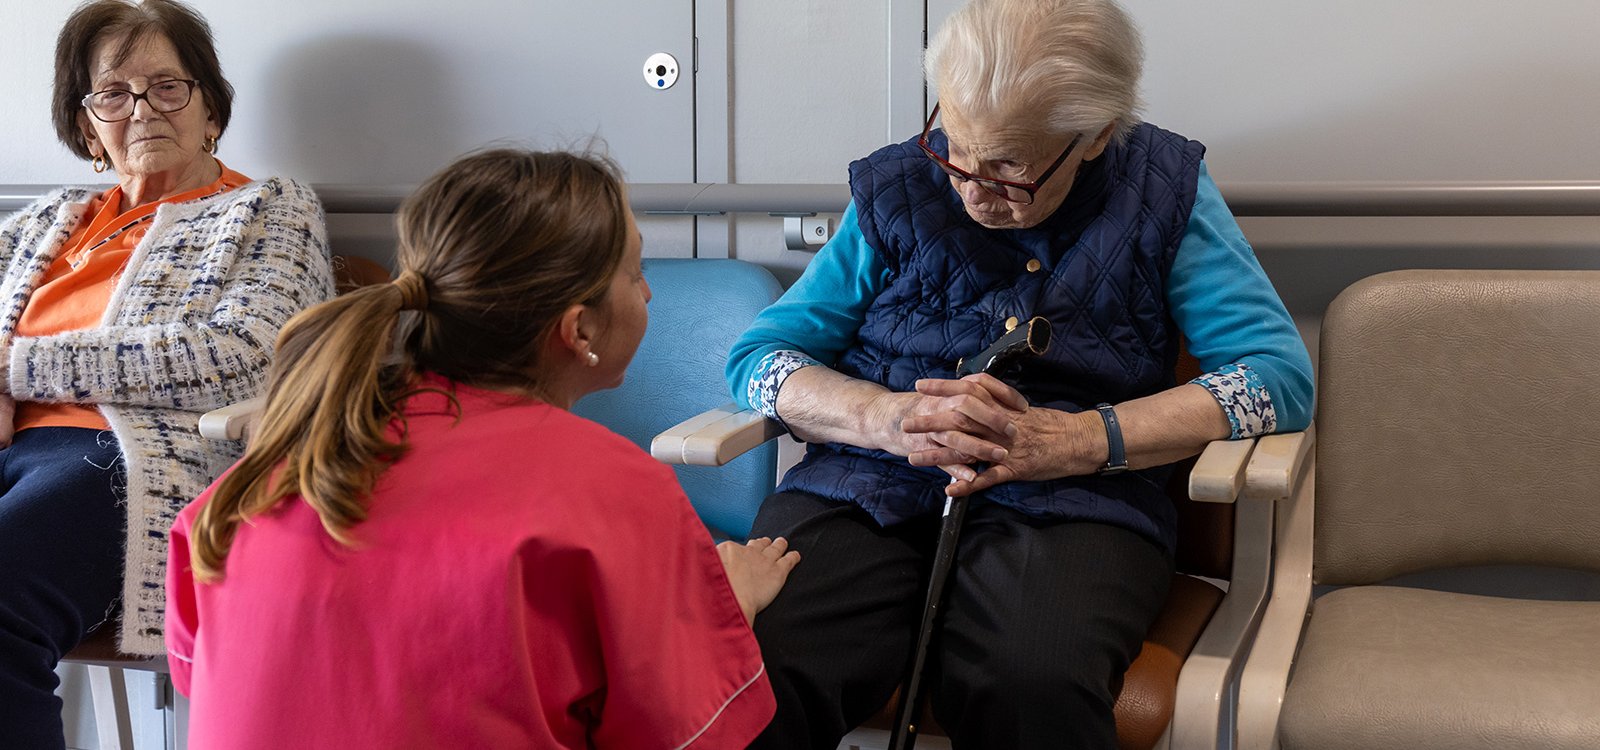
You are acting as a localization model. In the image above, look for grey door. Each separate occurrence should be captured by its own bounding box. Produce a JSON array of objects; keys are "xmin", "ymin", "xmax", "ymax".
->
[{"xmin": 215, "ymin": 0, "xmax": 697, "ymax": 185}]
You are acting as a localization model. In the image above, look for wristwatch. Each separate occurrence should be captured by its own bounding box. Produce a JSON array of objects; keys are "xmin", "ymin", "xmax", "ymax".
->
[{"xmin": 1095, "ymin": 403, "xmax": 1129, "ymax": 475}]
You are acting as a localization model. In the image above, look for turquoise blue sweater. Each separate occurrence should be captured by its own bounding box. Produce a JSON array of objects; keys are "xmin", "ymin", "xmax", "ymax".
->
[{"xmin": 727, "ymin": 161, "xmax": 1314, "ymax": 437}]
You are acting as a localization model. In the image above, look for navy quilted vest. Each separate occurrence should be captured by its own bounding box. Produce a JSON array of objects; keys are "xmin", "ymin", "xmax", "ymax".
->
[{"xmin": 778, "ymin": 123, "xmax": 1204, "ymax": 552}]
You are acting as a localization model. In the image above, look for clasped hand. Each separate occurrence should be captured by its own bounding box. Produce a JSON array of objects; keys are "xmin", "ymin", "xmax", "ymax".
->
[{"xmin": 872, "ymin": 374, "xmax": 1091, "ymax": 497}]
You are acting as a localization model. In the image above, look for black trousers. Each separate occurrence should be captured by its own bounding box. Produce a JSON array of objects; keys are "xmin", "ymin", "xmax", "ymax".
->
[
  {"xmin": 747, "ymin": 491, "xmax": 1172, "ymax": 750},
  {"xmin": 0, "ymin": 428, "xmax": 126, "ymax": 750}
]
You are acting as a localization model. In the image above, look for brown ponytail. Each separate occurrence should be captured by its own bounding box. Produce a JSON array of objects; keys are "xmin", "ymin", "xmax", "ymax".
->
[{"xmin": 190, "ymin": 149, "xmax": 630, "ymax": 581}]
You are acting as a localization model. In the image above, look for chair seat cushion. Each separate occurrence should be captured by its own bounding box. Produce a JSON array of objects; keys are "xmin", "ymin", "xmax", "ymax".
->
[
  {"xmin": 331, "ymin": 254, "xmax": 393, "ymax": 293},
  {"xmin": 1113, "ymin": 574, "xmax": 1226, "ymax": 750},
  {"xmin": 1281, "ymin": 585, "xmax": 1600, "ymax": 750}
]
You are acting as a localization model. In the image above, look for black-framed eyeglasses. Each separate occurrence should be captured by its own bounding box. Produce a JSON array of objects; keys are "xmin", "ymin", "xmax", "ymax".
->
[
  {"xmin": 80, "ymin": 79, "xmax": 199, "ymax": 123},
  {"xmin": 918, "ymin": 103, "xmax": 1082, "ymax": 205}
]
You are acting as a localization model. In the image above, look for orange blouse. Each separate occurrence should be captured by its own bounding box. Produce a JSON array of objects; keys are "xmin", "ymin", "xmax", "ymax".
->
[{"xmin": 13, "ymin": 165, "xmax": 251, "ymax": 432}]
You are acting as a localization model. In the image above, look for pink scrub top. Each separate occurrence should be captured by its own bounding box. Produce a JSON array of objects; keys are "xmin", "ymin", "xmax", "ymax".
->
[{"xmin": 166, "ymin": 376, "xmax": 774, "ymax": 748}]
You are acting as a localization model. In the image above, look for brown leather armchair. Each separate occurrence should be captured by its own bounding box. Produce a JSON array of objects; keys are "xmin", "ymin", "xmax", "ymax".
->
[
  {"xmin": 657, "ymin": 345, "xmax": 1308, "ymax": 750},
  {"xmin": 1236, "ymin": 270, "xmax": 1600, "ymax": 749}
]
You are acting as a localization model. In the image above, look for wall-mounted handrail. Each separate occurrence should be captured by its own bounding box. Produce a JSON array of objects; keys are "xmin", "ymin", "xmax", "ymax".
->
[
  {"xmin": 4, "ymin": 181, "xmax": 1600, "ymax": 217},
  {"xmin": 1220, "ymin": 182, "xmax": 1600, "ymax": 217}
]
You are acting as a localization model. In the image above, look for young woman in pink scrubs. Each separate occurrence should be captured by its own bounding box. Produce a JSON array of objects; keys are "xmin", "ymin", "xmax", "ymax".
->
[{"xmin": 165, "ymin": 149, "xmax": 798, "ymax": 749}]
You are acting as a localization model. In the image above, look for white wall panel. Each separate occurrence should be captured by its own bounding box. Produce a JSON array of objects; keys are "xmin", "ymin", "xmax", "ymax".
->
[
  {"xmin": 928, "ymin": 0, "xmax": 1600, "ymax": 183},
  {"xmin": 728, "ymin": 0, "xmax": 892, "ymax": 280},
  {"xmin": 1, "ymin": 0, "xmax": 700, "ymax": 255},
  {"xmin": 3, "ymin": 0, "xmax": 698, "ymax": 184}
]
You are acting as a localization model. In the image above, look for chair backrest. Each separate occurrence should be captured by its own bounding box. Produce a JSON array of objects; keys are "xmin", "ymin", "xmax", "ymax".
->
[
  {"xmin": 1316, "ymin": 269, "xmax": 1600, "ymax": 584},
  {"xmin": 574, "ymin": 258, "xmax": 783, "ymax": 540},
  {"xmin": 332, "ymin": 254, "xmax": 394, "ymax": 293}
]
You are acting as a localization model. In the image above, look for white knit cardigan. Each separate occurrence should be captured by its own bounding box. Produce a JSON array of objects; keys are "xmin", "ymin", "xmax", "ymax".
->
[{"xmin": 0, "ymin": 177, "xmax": 334, "ymax": 655}]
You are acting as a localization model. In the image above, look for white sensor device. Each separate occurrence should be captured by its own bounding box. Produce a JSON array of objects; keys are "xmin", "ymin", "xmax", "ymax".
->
[{"xmin": 643, "ymin": 52, "xmax": 679, "ymax": 90}]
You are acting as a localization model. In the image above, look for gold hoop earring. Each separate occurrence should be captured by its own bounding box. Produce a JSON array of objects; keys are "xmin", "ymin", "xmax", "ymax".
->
[
  {"xmin": 203, "ymin": 135, "xmax": 218, "ymax": 154},
  {"xmin": 92, "ymin": 153, "xmax": 108, "ymax": 174}
]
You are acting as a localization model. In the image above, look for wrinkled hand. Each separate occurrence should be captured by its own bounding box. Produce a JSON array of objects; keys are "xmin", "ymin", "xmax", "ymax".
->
[
  {"xmin": 876, "ymin": 373, "xmax": 1028, "ymax": 473},
  {"xmin": 900, "ymin": 376, "xmax": 1103, "ymax": 496},
  {"xmin": 0, "ymin": 394, "xmax": 14, "ymax": 449},
  {"xmin": 716, "ymin": 537, "xmax": 801, "ymax": 626},
  {"xmin": 940, "ymin": 404, "xmax": 1103, "ymax": 496},
  {"xmin": 897, "ymin": 374, "xmax": 1030, "ymax": 483}
]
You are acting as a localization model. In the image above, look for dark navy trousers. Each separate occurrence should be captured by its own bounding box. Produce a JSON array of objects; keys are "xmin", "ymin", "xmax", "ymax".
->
[
  {"xmin": 747, "ymin": 490, "xmax": 1173, "ymax": 750},
  {"xmin": 0, "ymin": 428, "xmax": 126, "ymax": 750}
]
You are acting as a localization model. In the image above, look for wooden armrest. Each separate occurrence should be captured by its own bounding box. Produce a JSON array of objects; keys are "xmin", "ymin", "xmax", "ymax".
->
[
  {"xmin": 651, "ymin": 403, "xmax": 746, "ymax": 464},
  {"xmin": 198, "ymin": 397, "xmax": 266, "ymax": 441},
  {"xmin": 1170, "ymin": 428, "xmax": 1318, "ymax": 744},
  {"xmin": 651, "ymin": 403, "xmax": 785, "ymax": 466},
  {"xmin": 1242, "ymin": 425, "xmax": 1315, "ymax": 501},
  {"xmin": 1188, "ymin": 437, "xmax": 1258, "ymax": 503},
  {"xmin": 1237, "ymin": 440, "xmax": 1317, "ymax": 749},
  {"xmin": 1170, "ymin": 465, "xmax": 1277, "ymax": 748}
]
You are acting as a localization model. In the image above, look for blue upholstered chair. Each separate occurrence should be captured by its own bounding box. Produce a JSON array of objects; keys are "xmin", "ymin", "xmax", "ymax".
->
[
  {"xmin": 201, "ymin": 256, "xmax": 785, "ymax": 539},
  {"xmin": 573, "ymin": 258, "xmax": 784, "ymax": 540}
]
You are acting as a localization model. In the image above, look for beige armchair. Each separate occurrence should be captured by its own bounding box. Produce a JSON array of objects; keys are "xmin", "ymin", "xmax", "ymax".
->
[{"xmin": 1236, "ymin": 269, "xmax": 1600, "ymax": 750}]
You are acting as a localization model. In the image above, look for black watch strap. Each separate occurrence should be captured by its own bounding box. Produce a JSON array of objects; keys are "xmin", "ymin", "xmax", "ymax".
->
[{"xmin": 1095, "ymin": 403, "xmax": 1129, "ymax": 475}]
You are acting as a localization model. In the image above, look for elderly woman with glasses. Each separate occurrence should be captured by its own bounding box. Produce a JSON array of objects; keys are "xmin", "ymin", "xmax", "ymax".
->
[
  {"xmin": 726, "ymin": 0, "xmax": 1313, "ymax": 746},
  {"xmin": 0, "ymin": 1, "xmax": 331, "ymax": 745}
]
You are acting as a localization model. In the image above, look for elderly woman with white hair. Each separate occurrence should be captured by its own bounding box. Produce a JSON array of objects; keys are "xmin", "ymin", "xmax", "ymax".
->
[{"xmin": 725, "ymin": 0, "xmax": 1313, "ymax": 745}]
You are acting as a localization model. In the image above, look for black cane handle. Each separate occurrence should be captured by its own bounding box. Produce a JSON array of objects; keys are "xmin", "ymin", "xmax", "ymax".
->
[{"xmin": 955, "ymin": 317, "xmax": 1052, "ymax": 378}]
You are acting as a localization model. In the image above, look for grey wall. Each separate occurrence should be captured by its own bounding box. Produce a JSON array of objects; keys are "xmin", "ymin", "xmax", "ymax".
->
[
  {"xmin": 3, "ymin": 0, "xmax": 706, "ymax": 262},
  {"xmin": 3, "ymin": 0, "xmax": 703, "ymax": 183},
  {"xmin": 735, "ymin": 0, "xmax": 1600, "ymax": 283},
  {"xmin": 727, "ymin": 0, "xmax": 895, "ymax": 282},
  {"xmin": 7, "ymin": 1, "xmax": 1599, "ymax": 277},
  {"xmin": 927, "ymin": 0, "xmax": 1600, "ymax": 183},
  {"xmin": 8, "ymin": 0, "xmax": 1600, "ymax": 185}
]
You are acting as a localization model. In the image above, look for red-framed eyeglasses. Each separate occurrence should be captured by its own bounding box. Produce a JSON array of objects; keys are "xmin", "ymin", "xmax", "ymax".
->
[{"xmin": 918, "ymin": 103, "xmax": 1083, "ymax": 205}]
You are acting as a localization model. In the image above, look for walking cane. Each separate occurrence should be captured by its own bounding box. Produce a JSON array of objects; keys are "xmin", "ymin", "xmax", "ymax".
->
[{"xmin": 888, "ymin": 317, "xmax": 1052, "ymax": 750}]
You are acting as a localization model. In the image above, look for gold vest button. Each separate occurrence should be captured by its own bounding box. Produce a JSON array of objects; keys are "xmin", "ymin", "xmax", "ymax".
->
[
  {"xmin": 1026, "ymin": 259, "xmax": 1042, "ymax": 273},
  {"xmin": 1005, "ymin": 316, "xmax": 1019, "ymax": 331}
]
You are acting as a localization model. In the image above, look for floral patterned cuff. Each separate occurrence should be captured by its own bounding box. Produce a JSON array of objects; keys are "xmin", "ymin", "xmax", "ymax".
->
[
  {"xmin": 1191, "ymin": 363, "xmax": 1277, "ymax": 439},
  {"xmin": 748, "ymin": 349, "xmax": 822, "ymax": 421}
]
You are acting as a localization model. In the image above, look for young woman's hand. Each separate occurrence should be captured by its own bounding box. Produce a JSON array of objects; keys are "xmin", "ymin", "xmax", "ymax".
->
[{"xmin": 716, "ymin": 536, "xmax": 801, "ymax": 626}]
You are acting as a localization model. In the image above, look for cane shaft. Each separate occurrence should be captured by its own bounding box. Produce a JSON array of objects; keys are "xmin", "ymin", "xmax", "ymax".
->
[
  {"xmin": 888, "ymin": 317, "xmax": 1051, "ymax": 749},
  {"xmin": 888, "ymin": 491, "xmax": 971, "ymax": 750}
]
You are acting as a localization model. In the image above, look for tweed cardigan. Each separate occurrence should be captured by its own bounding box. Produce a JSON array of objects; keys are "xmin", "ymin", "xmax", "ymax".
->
[{"xmin": 0, "ymin": 177, "xmax": 334, "ymax": 655}]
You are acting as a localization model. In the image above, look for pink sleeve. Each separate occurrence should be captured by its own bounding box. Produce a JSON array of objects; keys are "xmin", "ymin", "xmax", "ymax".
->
[
  {"xmin": 545, "ymin": 465, "xmax": 776, "ymax": 749},
  {"xmin": 164, "ymin": 496, "xmax": 205, "ymax": 696}
]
